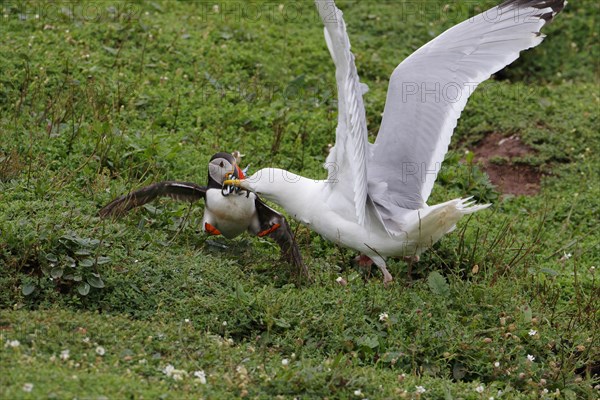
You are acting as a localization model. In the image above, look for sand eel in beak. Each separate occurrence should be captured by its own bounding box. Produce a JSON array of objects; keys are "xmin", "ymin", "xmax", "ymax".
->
[
  {"xmin": 225, "ymin": 0, "xmax": 566, "ymax": 284},
  {"xmin": 100, "ymin": 152, "xmax": 307, "ymax": 279}
]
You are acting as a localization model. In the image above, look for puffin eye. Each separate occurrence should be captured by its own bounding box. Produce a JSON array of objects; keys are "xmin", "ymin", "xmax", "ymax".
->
[{"xmin": 219, "ymin": 161, "xmax": 224, "ymax": 168}]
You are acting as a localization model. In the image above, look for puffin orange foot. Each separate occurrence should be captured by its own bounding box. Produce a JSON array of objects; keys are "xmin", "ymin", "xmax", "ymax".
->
[
  {"xmin": 354, "ymin": 254, "xmax": 374, "ymax": 268},
  {"xmin": 257, "ymin": 223, "xmax": 281, "ymax": 237},
  {"xmin": 204, "ymin": 223, "xmax": 222, "ymax": 236}
]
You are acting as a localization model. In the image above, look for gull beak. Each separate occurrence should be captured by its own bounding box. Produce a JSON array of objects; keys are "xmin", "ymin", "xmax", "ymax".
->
[{"xmin": 223, "ymin": 178, "xmax": 242, "ymax": 188}]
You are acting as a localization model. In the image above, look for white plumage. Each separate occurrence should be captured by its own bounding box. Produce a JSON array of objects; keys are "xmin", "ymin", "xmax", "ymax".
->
[{"xmin": 226, "ymin": 0, "xmax": 566, "ymax": 283}]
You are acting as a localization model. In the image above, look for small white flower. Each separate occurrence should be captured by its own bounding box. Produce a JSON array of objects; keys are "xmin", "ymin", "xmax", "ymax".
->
[
  {"xmin": 60, "ymin": 349, "xmax": 70, "ymax": 360},
  {"xmin": 212, "ymin": 4, "xmax": 220, "ymax": 13},
  {"xmin": 541, "ymin": 388, "xmax": 549, "ymax": 395},
  {"xmin": 222, "ymin": 321, "xmax": 227, "ymax": 326},
  {"xmin": 281, "ymin": 358, "xmax": 289, "ymax": 366},
  {"xmin": 475, "ymin": 384, "xmax": 485, "ymax": 393},
  {"xmin": 172, "ymin": 372, "xmax": 183, "ymax": 381},
  {"xmin": 494, "ymin": 361, "xmax": 500, "ymax": 367},
  {"xmin": 528, "ymin": 329, "xmax": 537, "ymax": 336},
  {"xmin": 527, "ymin": 354, "xmax": 535, "ymax": 362},
  {"xmin": 82, "ymin": 337, "xmax": 90, "ymax": 343},
  {"xmin": 415, "ymin": 386, "xmax": 426, "ymax": 394},
  {"xmin": 163, "ymin": 364, "xmax": 175, "ymax": 376},
  {"xmin": 378, "ymin": 312, "xmax": 389, "ymax": 322},
  {"xmin": 564, "ymin": 252, "xmax": 572, "ymax": 259},
  {"xmin": 95, "ymin": 346, "xmax": 105, "ymax": 356},
  {"xmin": 7, "ymin": 339, "xmax": 20, "ymax": 348},
  {"xmin": 236, "ymin": 365, "xmax": 248, "ymax": 375},
  {"xmin": 162, "ymin": 365, "xmax": 187, "ymax": 380},
  {"xmin": 194, "ymin": 370, "xmax": 207, "ymax": 384},
  {"xmin": 184, "ymin": 318, "xmax": 190, "ymax": 323},
  {"xmin": 335, "ymin": 276, "xmax": 347, "ymax": 285},
  {"xmin": 353, "ymin": 389, "xmax": 362, "ymax": 396},
  {"xmin": 22, "ymin": 383, "xmax": 33, "ymax": 392}
]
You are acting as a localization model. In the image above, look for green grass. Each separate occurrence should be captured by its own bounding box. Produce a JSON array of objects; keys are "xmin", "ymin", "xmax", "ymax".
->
[{"xmin": 1, "ymin": 0, "xmax": 599, "ymax": 398}]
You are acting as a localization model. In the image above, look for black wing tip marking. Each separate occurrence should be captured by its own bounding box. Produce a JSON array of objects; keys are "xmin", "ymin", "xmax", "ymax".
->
[{"xmin": 500, "ymin": 0, "xmax": 566, "ymax": 16}]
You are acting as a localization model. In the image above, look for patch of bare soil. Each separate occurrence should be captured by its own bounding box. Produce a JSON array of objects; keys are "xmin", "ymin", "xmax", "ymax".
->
[{"xmin": 471, "ymin": 133, "xmax": 542, "ymax": 196}]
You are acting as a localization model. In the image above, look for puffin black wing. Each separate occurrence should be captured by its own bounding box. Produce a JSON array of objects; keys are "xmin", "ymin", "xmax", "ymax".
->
[
  {"xmin": 254, "ymin": 198, "xmax": 308, "ymax": 280},
  {"xmin": 100, "ymin": 181, "xmax": 207, "ymax": 218}
]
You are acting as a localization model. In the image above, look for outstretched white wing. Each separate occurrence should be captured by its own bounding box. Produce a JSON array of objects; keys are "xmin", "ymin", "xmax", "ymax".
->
[
  {"xmin": 315, "ymin": 0, "xmax": 369, "ymax": 225},
  {"xmin": 369, "ymin": 0, "xmax": 566, "ymax": 212}
]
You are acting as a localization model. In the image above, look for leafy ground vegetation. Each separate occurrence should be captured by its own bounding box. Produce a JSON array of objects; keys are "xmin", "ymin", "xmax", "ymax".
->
[{"xmin": 1, "ymin": 0, "xmax": 598, "ymax": 398}]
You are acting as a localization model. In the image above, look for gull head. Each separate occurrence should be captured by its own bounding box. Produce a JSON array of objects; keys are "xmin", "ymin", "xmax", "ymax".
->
[{"xmin": 224, "ymin": 168, "xmax": 314, "ymax": 212}]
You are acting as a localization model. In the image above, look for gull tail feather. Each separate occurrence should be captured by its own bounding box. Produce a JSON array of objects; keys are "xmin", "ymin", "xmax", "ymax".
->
[
  {"xmin": 444, "ymin": 198, "xmax": 491, "ymax": 234},
  {"xmin": 456, "ymin": 197, "xmax": 492, "ymax": 214}
]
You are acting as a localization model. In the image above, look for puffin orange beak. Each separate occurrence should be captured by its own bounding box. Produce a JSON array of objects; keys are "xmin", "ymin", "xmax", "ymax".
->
[
  {"xmin": 224, "ymin": 165, "xmax": 245, "ymax": 181},
  {"xmin": 235, "ymin": 164, "xmax": 245, "ymax": 179}
]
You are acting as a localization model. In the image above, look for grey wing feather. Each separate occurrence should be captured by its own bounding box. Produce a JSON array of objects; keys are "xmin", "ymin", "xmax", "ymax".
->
[
  {"xmin": 99, "ymin": 181, "xmax": 206, "ymax": 218},
  {"xmin": 253, "ymin": 198, "xmax": 308, "ymax": 279},
  {"xmin": 369, "ymin": 0, "xmax": 565, "ymax": 214},
  {"xmin": 316, "ymin": 0, "xmax": 369, "ymax": 225}
]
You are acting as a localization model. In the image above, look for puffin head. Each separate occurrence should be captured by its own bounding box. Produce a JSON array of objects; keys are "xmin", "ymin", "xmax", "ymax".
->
[{"xmin": 207, "ymin": 152, "xmax": 246, "ymax": 189}]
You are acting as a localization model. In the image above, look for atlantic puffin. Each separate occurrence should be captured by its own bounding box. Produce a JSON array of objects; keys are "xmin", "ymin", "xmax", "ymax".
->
[
  {"xmin": 224, "ymin": 0, "xmax": 566, "ymax": 284},
  {"xmin": 100, "ymin": 152, "xmax": 307, "ymax": 279}
]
